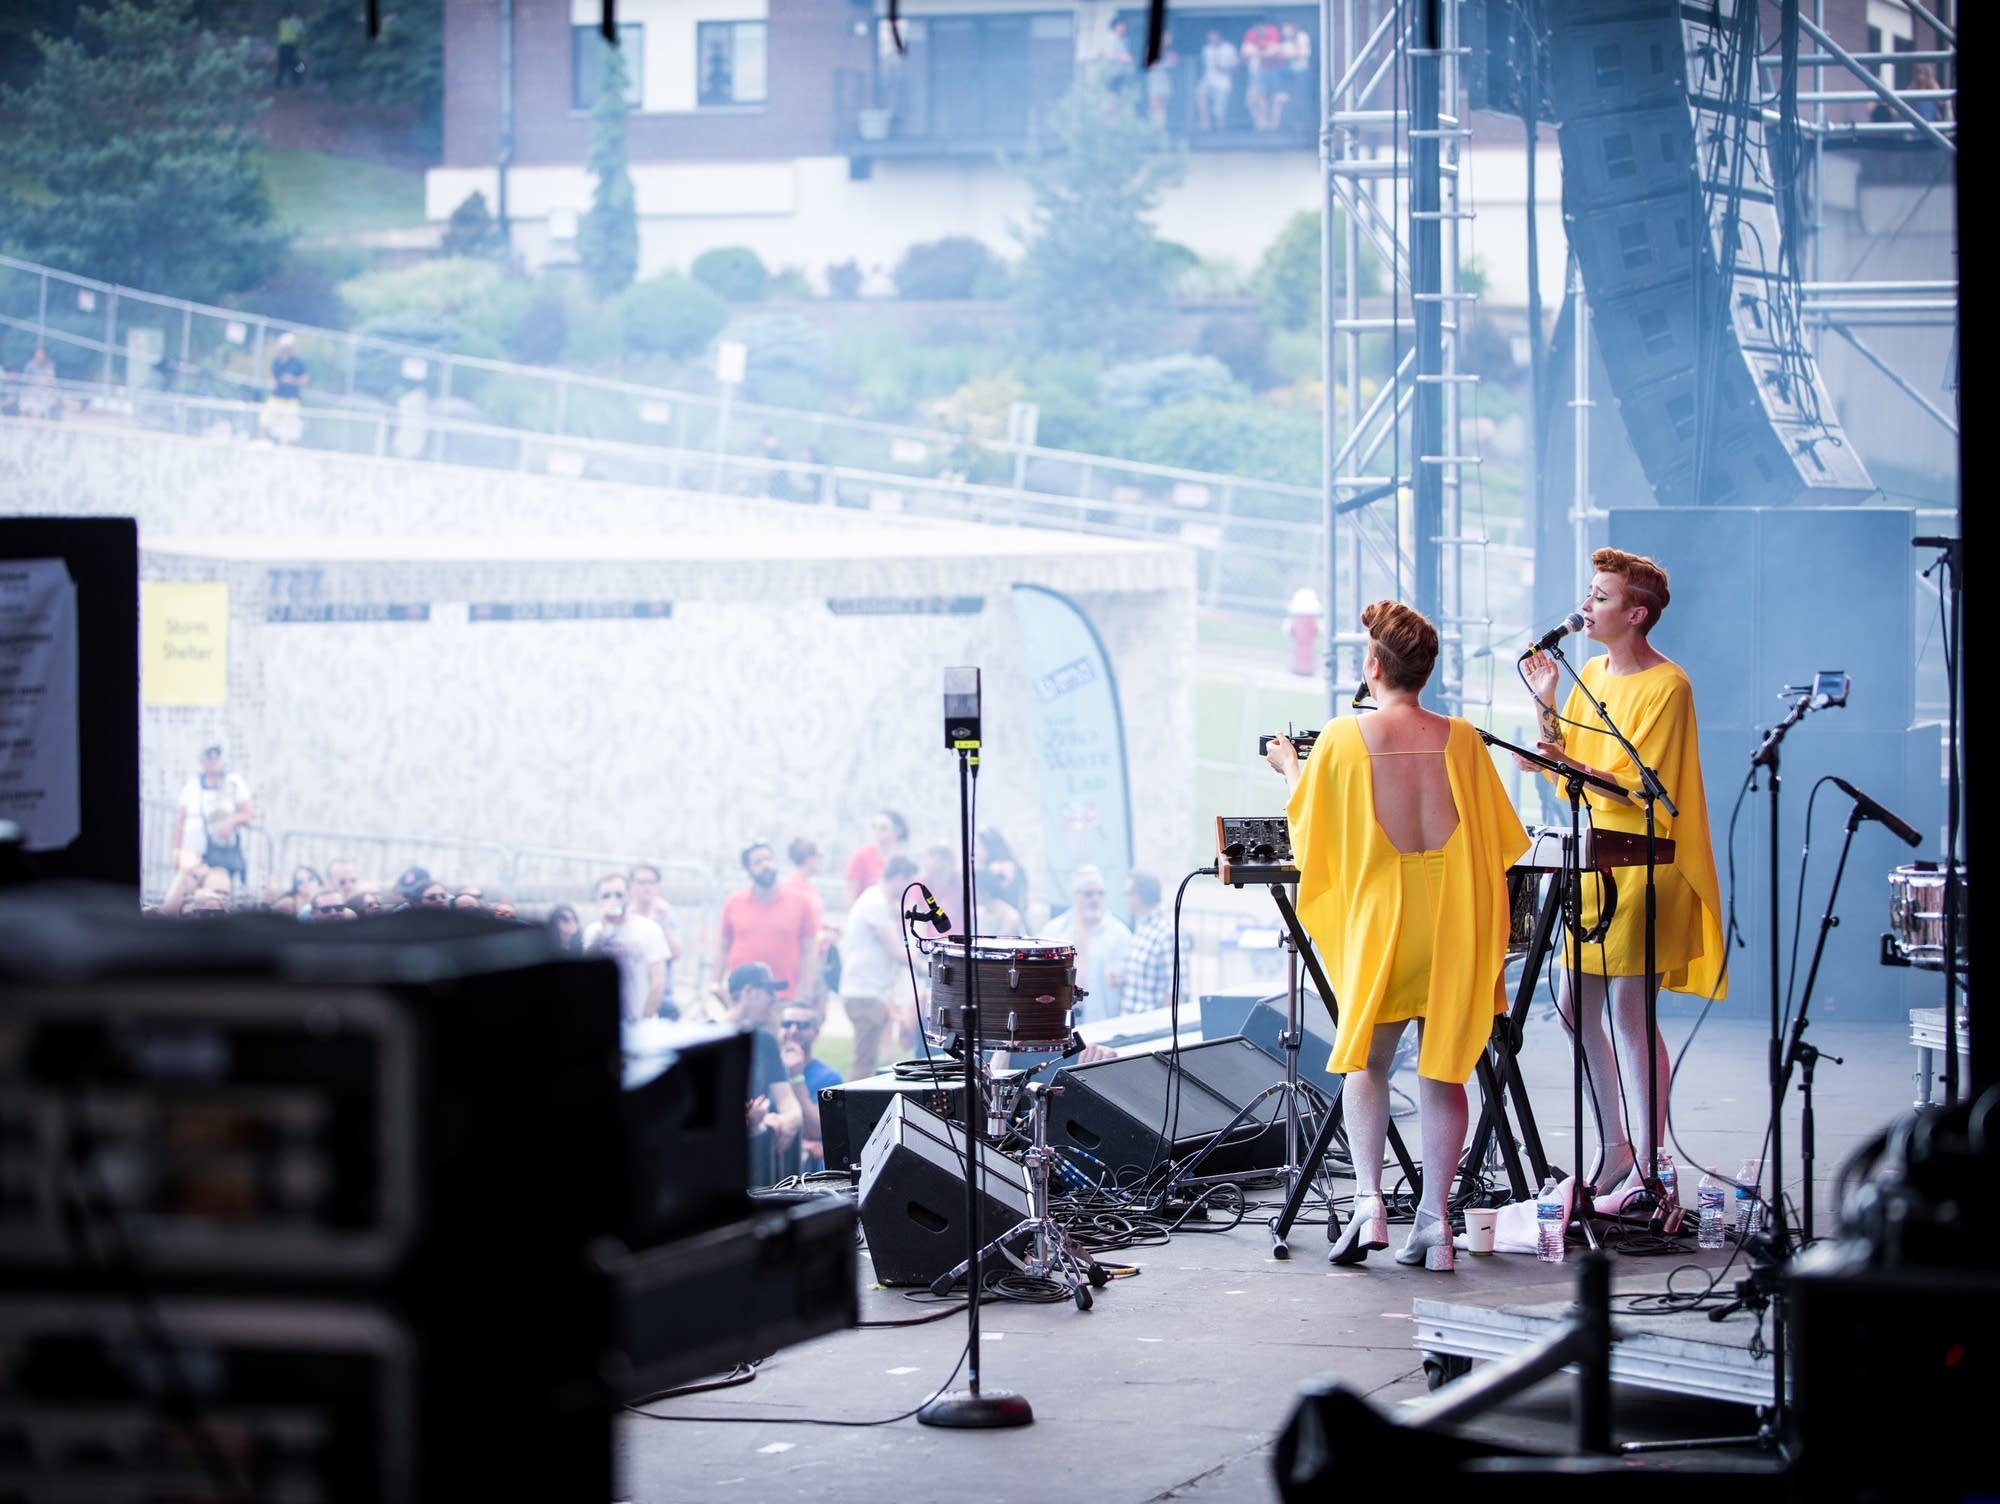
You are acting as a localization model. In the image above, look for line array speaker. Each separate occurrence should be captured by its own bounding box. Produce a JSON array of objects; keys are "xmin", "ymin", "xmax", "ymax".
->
[{"xmin": 1542, "ymin": 0, "xmax": 1874, "ymax": 506}]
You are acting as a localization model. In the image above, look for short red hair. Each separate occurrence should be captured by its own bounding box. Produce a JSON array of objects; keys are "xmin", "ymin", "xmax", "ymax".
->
[{"xmin": 1592, "ymin": 547, "xmax": 1671, "ymax": 634}]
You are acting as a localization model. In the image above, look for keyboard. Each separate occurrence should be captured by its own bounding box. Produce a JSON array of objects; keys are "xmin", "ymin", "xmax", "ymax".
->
[{"xmin": 1519, "ymin": 825, "xmax": 1676, "ymax": 872}]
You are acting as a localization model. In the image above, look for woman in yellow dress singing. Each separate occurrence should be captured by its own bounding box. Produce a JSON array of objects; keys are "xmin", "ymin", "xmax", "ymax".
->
[
  {"xmin": 1520, "ymin": 548, "xmax": 1725, "ymax": 1209},
  {"xmin": 1266, "ymin": 601, "xmax": 1528, "ymax": 1270}
]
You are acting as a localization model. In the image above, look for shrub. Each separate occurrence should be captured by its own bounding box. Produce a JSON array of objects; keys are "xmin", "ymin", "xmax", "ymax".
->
[
  {"xmin": 893, "ymin": 236, "xmax": 1009, "ymax": 300},
  {"xmin": 441, "ymin": 190, "xmax": 506, "ymax": 259},
  {"xmin": 1195, "ymin": 316, "xmax": 1274, "ymax": 391},
  {"xmin": 1129, "ymin": 397, "xmax": 1321, "ymax": 486},
  {"xmin": 237, "ymin": 242, "xmax": 365, "ymax": 329},
  {"xmin": 1098, "ymin": 354, "xmax": 1243, "ymax": 414},
  {"xmin": 1022, "ymin": 387, "xmax": 1131, "ymax": 457},
  {"xmin": 721, "ymin": 312, "xmax": 830, "ymax": 402},
  {"xmin": 351, "ymin": 311, "xmax": 467, "ymax": 398},
  {"xmin": 690, "ymin": 245, "xmax": 771, "ymax": 302},
  {"xmin": 768, "ymin": 265, "xmax": 814, "ymax": 300},
  {"xmin": 620, "ymin": 273, "xmax": 729, "ymax": 359},
  {"xmin": 340, "ymin": 256, "xmax": 506, "ymax": 321},
  {"xmin": 1266, "ymin": 330, "xmax": 1320, "ymax": 385},
  {"xmin": 510, "ymin": 290, "xmax": 570, "ymax": 365},
  {"xmin": 824, "ymin": 260, "xmax": 863, "ymax": 299},
  {"xmin": 1252, "ymin": 208, "xmax": 1380, "ymax": 333}
]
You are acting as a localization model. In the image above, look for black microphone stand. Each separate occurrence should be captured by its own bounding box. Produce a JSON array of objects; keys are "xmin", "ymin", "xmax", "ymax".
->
[
  {"xmin": 1543, "ymin": 644, "xmax": 1676, "ymax": 1221},
  {"xmin": 1742, "ymin": 681, "xmax": 1837, "ymax": 1431},
  {"xmin": 919, "ymin": 725, "xmax": 1032, "ymax": 1430},
  {"xmin": 1481, "ymin": 727, "xmax": 1630, "ymax": 1249},
  {"xmin": 1777, "ymin": 798, "xmax": 1867, "ymax": 1245}
]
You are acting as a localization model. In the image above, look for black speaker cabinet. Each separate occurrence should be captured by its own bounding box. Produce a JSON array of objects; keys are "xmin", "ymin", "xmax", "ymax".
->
[
  {"xmin": 1050, "ymin": 1037, "xmax": 1288, "ymax": 1181},
  {"xmin": 855, "ymin": 1095, "xmax": 1032, "ymax": 1287},
  {"xmin": 1205, "ymin": 993, "xmax": 1338, "ymax": 1077},
  {"xmin": 819, "ymin": 1072, "xmax": 971, "ymax": 1176},
  {"xmin": 620, "ymin": 1023, "xmax": 752, "ymax": 1246}
]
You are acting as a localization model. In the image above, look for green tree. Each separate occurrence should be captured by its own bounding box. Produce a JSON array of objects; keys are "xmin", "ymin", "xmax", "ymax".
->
[
  {"xmin": 302, "ymin": 0, "xmax": 444, "ymax": 149},
  {"xmin": 577, "ymin": 36, "xmax": 639, "ymax": 299},
  {"xmin": 0, "ymin": 0, "xmax": 287, "ymax": 301},
  {"xmin": 1012, "ymin": 76, "xmax": 1185, "ymax": 356},
  {"xmin": 1252, "ymin": 208, "xmax": 1382, "ymax": 334}
]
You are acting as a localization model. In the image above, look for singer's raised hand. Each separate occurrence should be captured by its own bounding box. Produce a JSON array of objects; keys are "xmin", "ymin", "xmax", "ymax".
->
[
  {"xmin": 1521, "ymin": 649, "xmax": 1558, "ymax": 704},
  {"xmin": 1265, "ymin": 732, "xmax": 1300, "ymax": 781}
]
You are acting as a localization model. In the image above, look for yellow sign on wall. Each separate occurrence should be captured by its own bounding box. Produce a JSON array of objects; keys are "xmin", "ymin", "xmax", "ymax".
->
[{"xmin": 142, "ymin": 582, "xmax": 229, "ymax": 706}]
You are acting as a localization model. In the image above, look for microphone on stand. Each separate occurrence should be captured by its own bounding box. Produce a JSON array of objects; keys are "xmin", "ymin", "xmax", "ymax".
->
[
  {"xmin": 908, "ymin": 884, "xmax": 953, "ymax": 933},
  {"xmin": 1830, "ymin": 777, "xmax": 1923, "ymax": 848},
  {"xmin": 1520, "ymin": 611, "xmax": 1586, "ymax": 658}
]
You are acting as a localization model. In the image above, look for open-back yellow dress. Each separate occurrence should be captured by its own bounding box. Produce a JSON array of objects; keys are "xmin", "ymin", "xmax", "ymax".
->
[{"xmin": 1286, "ymin": 717, "xmax": 1530, "ymax": 1083}]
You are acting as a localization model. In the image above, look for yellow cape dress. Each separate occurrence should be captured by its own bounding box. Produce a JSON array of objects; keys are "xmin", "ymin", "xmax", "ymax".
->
[
  {"xmin": 1287, "ymin": 717, "xmax": 1530, "ymax": 1083},
  {"xmin": 1549, "ymin": 656, "xmax": 1727, "ymax": 998}
]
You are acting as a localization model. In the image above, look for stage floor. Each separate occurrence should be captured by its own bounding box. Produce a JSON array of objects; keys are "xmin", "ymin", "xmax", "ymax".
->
[{"xmin": 613, "ymin": 1006, "xmax": 1940, "ymax": 1503}]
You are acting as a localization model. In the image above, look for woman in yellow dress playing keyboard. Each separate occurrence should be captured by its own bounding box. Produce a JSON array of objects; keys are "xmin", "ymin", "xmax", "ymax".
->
[
  {"xmin": 1267, "ymin": 601, "xmax": 1528, "ymax": 1270},
  {"xmin": 1520, "ymin": 548, "xmax": 1726, "ymax": 1210}
]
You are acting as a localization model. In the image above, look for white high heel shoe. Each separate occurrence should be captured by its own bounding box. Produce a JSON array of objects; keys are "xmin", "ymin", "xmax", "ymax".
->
[
  {"xmin": 1394, "ymin": 1210, "xmax": 1455, "ymax": 1272},
  {"xmin": 1328, "ymin": 1192, "xmax": 1390, "ymax": 1265}
]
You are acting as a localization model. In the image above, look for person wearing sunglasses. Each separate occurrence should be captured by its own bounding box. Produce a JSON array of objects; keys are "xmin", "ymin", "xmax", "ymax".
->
[
  {"xmin": 584, "ymin": 873, "xmax": 671, "ymax": 1023},
  {"xmin": 775, "ymin": 1002, "xmax": 842, "ymax": 1173}
]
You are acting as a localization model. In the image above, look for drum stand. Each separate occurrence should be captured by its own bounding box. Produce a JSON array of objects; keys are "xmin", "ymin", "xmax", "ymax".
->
[{"xmin": 929, "ymin": 1078, "xmax": 1110, "ymax": 1310}]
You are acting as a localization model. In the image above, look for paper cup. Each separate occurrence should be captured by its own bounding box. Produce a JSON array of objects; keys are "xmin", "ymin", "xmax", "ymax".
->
[{"xmin": 1464, "ymin": 1206, "xmax": 1498, "ymax": 1255}]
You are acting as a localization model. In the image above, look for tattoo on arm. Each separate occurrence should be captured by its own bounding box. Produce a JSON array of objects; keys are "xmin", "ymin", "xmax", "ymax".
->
[{"xmin": 1538, "ymin": 701, "xmax": 1563, "ymax": 746}]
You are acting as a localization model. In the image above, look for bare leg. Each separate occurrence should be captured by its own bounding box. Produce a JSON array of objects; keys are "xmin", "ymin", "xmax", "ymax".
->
[{"xmin": 1556, "ymin": 968, "xmax": 1635, "ymax": 1191}]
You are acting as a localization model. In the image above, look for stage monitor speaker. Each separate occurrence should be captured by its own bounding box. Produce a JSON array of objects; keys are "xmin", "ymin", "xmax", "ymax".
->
[
  {"xmin": 855, "ymin": 1094, "xmax": 1032, "ymax": 1287},
  {"xmin": 820, "ymin": 1072, "xmax": 971, "ymax": 1176},
  {"xmin": 1210, "ymin": 993, "xmax": 1339, "ymax": 1078},
  {"xmin": 1051, "ymin": 1037, "xmax": 1288, "ymax": 1181},
  {"xmin": 621, "ymin": 1023, "xmax": 752, "ymax": 1246}
]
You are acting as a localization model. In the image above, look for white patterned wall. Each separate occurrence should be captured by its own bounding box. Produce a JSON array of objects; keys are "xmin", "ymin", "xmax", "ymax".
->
[{"xmin": 2, "ymin": 419, "xmax": 1197, "ymax": 923}]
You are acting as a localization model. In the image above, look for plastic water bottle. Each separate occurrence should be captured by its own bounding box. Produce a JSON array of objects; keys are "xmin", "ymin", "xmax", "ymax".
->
[
  {"xmin": 1734, "ymin": 1157, "xmax": 1763, "ymax": 1242},
  {"xmin": 1654, "ymin": 1151, "xmax": 1678, "ymax": 1214},
  {"xmin": 1535, "ymin": 1175, "xmax": 1566, "ymax": 1263},
  {"xmin": 1696, "ymin": 1172, "xmax": 1726, "ymax": 1249}
]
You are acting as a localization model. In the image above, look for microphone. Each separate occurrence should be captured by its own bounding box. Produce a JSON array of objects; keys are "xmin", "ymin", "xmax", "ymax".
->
[
  {"xmin": 909, "ymin": 884, "xmax": 952, "ymax": 933},
  {"xmin": 1831, "ymin": 777, "xmax": 1923, "ymax": 848},
  {"xmin": 1521, "ymin": 611, "xmax": 1586, "ymax": 657}
]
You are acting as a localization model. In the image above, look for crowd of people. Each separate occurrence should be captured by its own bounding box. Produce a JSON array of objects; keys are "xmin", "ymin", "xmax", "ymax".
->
[
  {"xmin": 1094, "ymin": 16, "xmax": 1314, "ymax": 135},
  {"xmin": 153, "ymin": 753, "xmax": 1182, "ymax": 1067}
]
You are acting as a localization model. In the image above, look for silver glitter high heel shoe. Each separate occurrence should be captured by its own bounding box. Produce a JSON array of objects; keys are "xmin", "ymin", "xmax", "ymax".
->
[
  {"xmin": 1394, "ymin": 1210, "xmax": 1455, "ymax": 1272},
  {"xmin": 1329, "ymin": 1192, "xmax": 1390, "ymax": 1265}
]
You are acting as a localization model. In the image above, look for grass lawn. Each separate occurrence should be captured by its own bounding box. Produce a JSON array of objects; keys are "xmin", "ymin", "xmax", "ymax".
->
[{"xmin": 257, "ymin": 147, "xmax": 427, "ymax": 236}]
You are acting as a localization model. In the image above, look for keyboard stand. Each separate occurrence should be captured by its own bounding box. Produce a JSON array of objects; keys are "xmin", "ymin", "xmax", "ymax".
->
[
  {"xmin": 1260, "ymin": 879, "xmax": 1422, "ymax": 1252},
  {"xmin": 1464, "ymin": 876, "xmax": 1561, "ymax": 1202}
]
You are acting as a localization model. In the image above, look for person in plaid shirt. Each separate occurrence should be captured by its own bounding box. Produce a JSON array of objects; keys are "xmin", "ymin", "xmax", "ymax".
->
[{"xmin": 1117, "ymin": 870, "xmax": 1185, "ymax": 1015}]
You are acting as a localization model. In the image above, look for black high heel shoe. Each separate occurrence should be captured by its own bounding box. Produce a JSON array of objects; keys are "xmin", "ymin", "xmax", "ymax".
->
[{"xmin": 1329, "ymin": 1192, "xmax": 1389, "ymax": 1265}]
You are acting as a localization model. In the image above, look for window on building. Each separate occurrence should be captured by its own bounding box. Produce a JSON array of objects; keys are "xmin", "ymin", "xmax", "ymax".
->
[
  {"xmin": 697, "ymin": 22, "xmax": 768, "ymax": 107},
  {"xmin": 571, "ymin": 24, "xmax": 645, "ymax": 109},
  {"xmin": 883, "ymin": 12, "xmax": 1073, "ymax": 141}
]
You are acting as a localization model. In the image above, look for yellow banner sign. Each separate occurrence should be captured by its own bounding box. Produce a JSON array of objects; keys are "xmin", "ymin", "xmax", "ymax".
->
[{"xmin": 142, "ymin": 582, "xmax": 228, "ymax": 706}]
